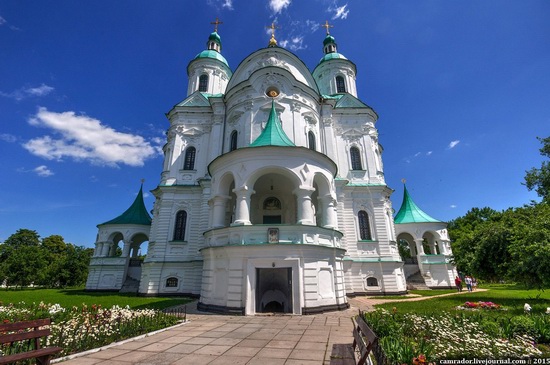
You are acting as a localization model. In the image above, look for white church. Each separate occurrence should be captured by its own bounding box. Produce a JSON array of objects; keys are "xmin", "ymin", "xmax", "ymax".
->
[{"xmin": 86, "ymin": 22, "xmax": 457, "ymax": 315}]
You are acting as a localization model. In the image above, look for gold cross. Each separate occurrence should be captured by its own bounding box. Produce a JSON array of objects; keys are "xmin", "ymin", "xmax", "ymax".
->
[
  {"xmin": 321, "ymin": 20, "xmax": 334, "ymax": 35},
  {"xmin": 266, "ymin": 22, "xmax": 279, "ymax": 37},
  {"xmin": 211, "ymin": 17, "xmax": 223, "ymax": 32}
]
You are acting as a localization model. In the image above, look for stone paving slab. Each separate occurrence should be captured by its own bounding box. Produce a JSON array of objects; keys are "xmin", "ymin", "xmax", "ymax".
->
[{"xmin": 56, "ymin": 296, "xmax": 399, "ymax": 364}]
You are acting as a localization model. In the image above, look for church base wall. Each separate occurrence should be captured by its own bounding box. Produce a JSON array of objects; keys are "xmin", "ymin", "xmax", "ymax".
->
[
  {"xmin": 85, "ymin": 257, "xmax": 128, "ymax": 291},
  {"xmin": 199, "ymin": 244, "xmax": 347, "ymax": 315},
  {"xmin": 420, "ymin": 263, "xmax": 457, "ymax": 288},
  {"xmin": 343, "ymin": 260, "xmax": 406, "ymax": 296},
  {"xmin": 138, "ymin": 260, "xmax": 203, "ymax": 296}
]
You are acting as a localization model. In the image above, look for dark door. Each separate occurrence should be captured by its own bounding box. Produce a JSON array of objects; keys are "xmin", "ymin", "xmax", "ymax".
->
[
  {"xmin": 256, "ymin": 268, "xmax": 292, "ymax": 313},
  {"xmin": 263, "ymin": 215, "xmax": 282, "ymax": 224}
]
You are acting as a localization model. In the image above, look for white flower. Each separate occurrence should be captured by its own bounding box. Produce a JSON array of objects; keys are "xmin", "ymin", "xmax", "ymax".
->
[{"xmin": 524, "ymin": 303, "xmax": 532, "ymax": 312}]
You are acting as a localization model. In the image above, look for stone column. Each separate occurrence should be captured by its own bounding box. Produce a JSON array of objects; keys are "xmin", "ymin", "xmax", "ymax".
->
[
  {"xmin": 439, "ymin": 240, "xmax": 450, "ymax": 255},
  {"xmin": 294, "ymin": 187, "xmax": 316, "ymax": 225},
  {"xmin": 93, "ymin": 242, "xmax": 101, "ymax": 257},
  {"xmin": 211, "ymin": 195, "xmax": 230, "ymax": 228},
  {"xmin": 122, "ymin": 240, "xmax": 132, "ymax": 257},
  {"xmin": 232, "ymin": 186, "xmax": 254, "ymax": 225},
  {"xmin": 319, "ymin": 194, "xmax": 337, "ymax": 229},
  {"xmin": 101, "ymin": 242, "xmax": 111, "ymax": 257},
  {"xmin": 414, "ymin": 239, "xmax": 425, "ymax": 256}
]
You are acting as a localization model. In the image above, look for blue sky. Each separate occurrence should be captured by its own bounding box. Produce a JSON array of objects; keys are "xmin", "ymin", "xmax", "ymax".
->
[{"xmin": 1, "ymin": 0, "xmax": 549, "ymax": 247}]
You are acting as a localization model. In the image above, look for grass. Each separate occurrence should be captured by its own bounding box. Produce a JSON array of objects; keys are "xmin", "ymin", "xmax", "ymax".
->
[
  {"xmin": 376, "ymin": 284, "xmax": 550, "ymax": 316},
  {"xmin": 0, "ymin": 287, "xmax": 193, "ymax": 310}
]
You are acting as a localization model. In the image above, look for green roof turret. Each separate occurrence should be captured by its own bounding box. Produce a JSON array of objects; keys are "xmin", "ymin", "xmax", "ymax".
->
[
  {"xmin": 394, "ymin": 184, "xmax": 441, "ymax": 224},
  {"xmin": 250, "ymin": 101, "xmax": 295, "ymax": 147},
  {"xmin": 98, "ymin": 184, "xmax": 152, "ymax": 226},
  {"xmin": 323, "ymin": 34, "xmax": 336, "ymax": 47}
]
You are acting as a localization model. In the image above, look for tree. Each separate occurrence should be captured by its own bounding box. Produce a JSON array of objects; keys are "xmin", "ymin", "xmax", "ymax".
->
[
  {"xmin": 448, "ymin": 207, "xmax": 500, "ymax": 275},
  {"xmin": 507, "ymin": 202, "xmax": 550, "ymax": 289},
  {"xmin": 524, "ymin": 136, "xmax": 550, "ymax": 202}
]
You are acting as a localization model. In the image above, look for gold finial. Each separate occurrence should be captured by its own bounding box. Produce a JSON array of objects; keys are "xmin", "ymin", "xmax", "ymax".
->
[
  {"xmin": 401, "ymin": 178, "xmax": 406, "ymax": 184},
  {"xmin": 266, "ymin": 22, "xmax": 280, "ymax": 47},
  {"xmin": 211, "ymin": 17, "xmax": 223, "ymax": 32},
  {"xmin": 321, "ymin": 20, "xmax": 334, "ymax": 35}
]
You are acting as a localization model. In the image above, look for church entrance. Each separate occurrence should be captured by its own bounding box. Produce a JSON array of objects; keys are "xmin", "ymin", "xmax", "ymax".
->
[{"xmin": 256, "ymin": 268, "xmax": 292, "ymax": 313}]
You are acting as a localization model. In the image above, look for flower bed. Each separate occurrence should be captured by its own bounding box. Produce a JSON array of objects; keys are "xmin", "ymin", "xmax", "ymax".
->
[
  {"xmin": 458, "ymin": 301, "xmax": 502, "ymax": 310},
  {"xmin": 0, "ymin": 301, "xmax": 182, "ymax": 358},
  {"xmin": 364, "ymin": 309, "xmax": 546, "ymax": 364}
]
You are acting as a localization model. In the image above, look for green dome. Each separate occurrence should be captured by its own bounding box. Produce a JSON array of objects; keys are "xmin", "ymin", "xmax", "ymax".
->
[
  {"xmin": 319, "ymin": 52, "xmax": 348, "ymax": 64},
  {"xmin": 323, "ymin": 34, "xmax": 336, "ymax": 46},
  {"xmin": 394, "ymin": 185, "xmax": 441, "ymax": 224},
  {"xmin": 209, "ymin": 31, "xmax": 221, "ymax": 44},
  {"xmin": 195, "ymin": 50, "xmax": 230, "ymax": 68}
]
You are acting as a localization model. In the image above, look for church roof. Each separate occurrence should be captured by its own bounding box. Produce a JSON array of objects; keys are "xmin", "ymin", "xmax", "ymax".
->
[
  {"xmin": 319, "ymin": 52, "xmax": 348, "ymax": 64},
  {"xmin": 194, "ymin": 50, "xmax": 230, "ymax": 69},
  {"xmin": 334, "ymin": 94, "xmax": 369, "ymax": 108},
  {"xmin": 323, "ymin": 34, "xmax": 337, "ymax": 46},
  {"xmin": 208, "ymin": 31, "xmax": 221, "ymax": 45},
  {"xmin": 250, "ymin": 101, "xmax": 295, "ymax": 147},
  {"xmin": 394, "ymin": 185, "xmax": 441, "ymax": 224},
  {"xmin": 98, "ymin": 185, "xmax": 152, "ymax": 227}
]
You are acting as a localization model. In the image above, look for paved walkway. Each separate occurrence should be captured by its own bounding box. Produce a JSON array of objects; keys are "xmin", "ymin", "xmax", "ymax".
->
[{"xmin": 57, "ymin": 291, "xmax": 477, "ymax": 365}]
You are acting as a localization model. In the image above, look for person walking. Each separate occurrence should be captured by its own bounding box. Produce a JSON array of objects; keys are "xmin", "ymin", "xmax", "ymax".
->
[
  {"xmin": 465, "ymin": 275, "xmax": 473, "ymax": 292},
  {"xmin": 455, "ymin": 276, "xmax": 463, "ymax": 292}
]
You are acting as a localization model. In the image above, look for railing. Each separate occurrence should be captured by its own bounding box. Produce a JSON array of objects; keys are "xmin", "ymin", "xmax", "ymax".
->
[
  {"xmin": 163, "ymin": 305, "xmax": 187, "ymax": 322},
  {"xmin": 204, "ymin": 224, "xmax": 343, "ymax": 248},
  {"xmin": 419, "ymin": 254, "xmax": 452, "ymax": 264}
]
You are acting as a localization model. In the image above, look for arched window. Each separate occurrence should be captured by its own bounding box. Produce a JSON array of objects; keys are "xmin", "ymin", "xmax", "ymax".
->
[
  {"xmin": 198, "ymin": 74, "xmax": 208, "ymax": 92},
  {"xmin": 166, "ymin": 277, "xmax": 178, "ymax": 287},
  {"xmin": 183, "ymin": 147, "xmax": 196, "ymax": 170},
  {"xmin": 358, "ymin": 210, "xmax": 372, "ymax": 240},
  {"xmin": 263, "ymin": 197, "xmax": 281, "ymax": 210},
  {"xmin": 336, "ymin": 76, "xmax": 346, "ymax": 93},
  {"xmin": 308, "ymin": 131, "xmax": 316, "ymax": 151},
  {"xmin": 350, "ymin": 147, "xmax": 362, "ymax": 170},
  {"xmin": 173, "ymin": 210, "xmax": 187, "ymax": 241},
  {"xmin": 230, "ymin": 131, "xmax": 238, "ymax": 151},
  {"xmin": 366, "ymin": 277, "xmax": 378, "ymax": 287}
]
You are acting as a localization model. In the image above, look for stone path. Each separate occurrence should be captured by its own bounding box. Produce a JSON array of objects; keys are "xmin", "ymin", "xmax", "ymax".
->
[{"xmin": 57, "ymin": 290, "xmax": 478, "ymax": 365}]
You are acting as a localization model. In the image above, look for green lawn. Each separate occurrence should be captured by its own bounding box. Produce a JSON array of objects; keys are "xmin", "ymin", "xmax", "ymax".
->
[
  {"xmin": 0, "ymin": 288, "xmax": 193, "ymax": 310},
  {"xmin": 376, "ymin": 284, "xmax": 550, "ymax": 315}
]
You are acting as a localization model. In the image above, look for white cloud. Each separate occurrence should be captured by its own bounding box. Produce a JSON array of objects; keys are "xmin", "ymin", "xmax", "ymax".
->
[
  {"xmin": 331, "ymin": 4, "xmax": 349, "ymax": 20},
  {"xmin": 0, "ymin": 16, "xmax": 6, "ymax": 25},
  {"xmin": 269, "ymin": 0, "xmax": 291, "ymax": 14},
  {"xmin": 25, "ymin": 84, "xmax": 54, "ymax": 97},
  {"xmin": 0, "ymin": 133, "xmax": 17, "ymax": 143},
  {"xmin": 448, "ymin": 140, "xmax": 460, "ymax": 149},
  {"xmin": 207, "ymin": 0, "xmax": 233, "ymax": 11},
  {"xmin": 23, "ymin": 108, "xmax": 159, "ymax": 167},
  {"xmin": 0, "ymin": 83, "xmax": 54, "ymax": 101},
  {"xmin": 222, "ymin": 0, "xmax": 233, "ymax": 9},
  {"xmin": 305, "ymin": 20, "xmax": 320, "ymax": 33},
  {"xmin": 414, "ymin": 152, "xmax": 421, "ymax": 157},
  {"xmin": 450, "ymin": 204, "xmax": 457, "ymax": 208},
  {"xmin": 34, "ymin": 165, "xmax": 54, "ymax": 177},
  {"xmin": 426, "ymin": 151, "xmax": 433, "ymax": 156}
]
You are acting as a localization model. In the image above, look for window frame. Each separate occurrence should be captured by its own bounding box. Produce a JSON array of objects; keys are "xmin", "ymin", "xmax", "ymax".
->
[
  {"xmin": 183, "ymin": 147, "xmax": 196, "ymax": 170},
  {"xmin": 336, "ymin": 75, "xmax": 346, "ymax": 93},
  {"xmin": 358, "ymin": 210, "xmax": 372, "ymax": 241},
  {"xmin": 350, "ymin": 146, "xmax": 362, "ymax": 170},
  {"xmin": 308, "ymin": 131, "xmax": 316, "ymax": 151},
  {"xmin": 173, "ymin": 210, "xmax": 188, "ymax": 241},
  {"xmin": 198, "ymin": 74, "xmax": 209, "ymax": 92}
]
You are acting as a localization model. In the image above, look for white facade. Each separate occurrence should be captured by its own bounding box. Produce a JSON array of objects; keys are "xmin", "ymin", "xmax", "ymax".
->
[{"xmin": 86, "ymin": 30, "xmax": 456, "ymax": 314}]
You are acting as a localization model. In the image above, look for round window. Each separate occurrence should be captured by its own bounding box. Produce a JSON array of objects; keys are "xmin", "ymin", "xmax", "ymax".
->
[{"xmin": 266, "ymin": 87, "xmax": 279, "ymax": 97}]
